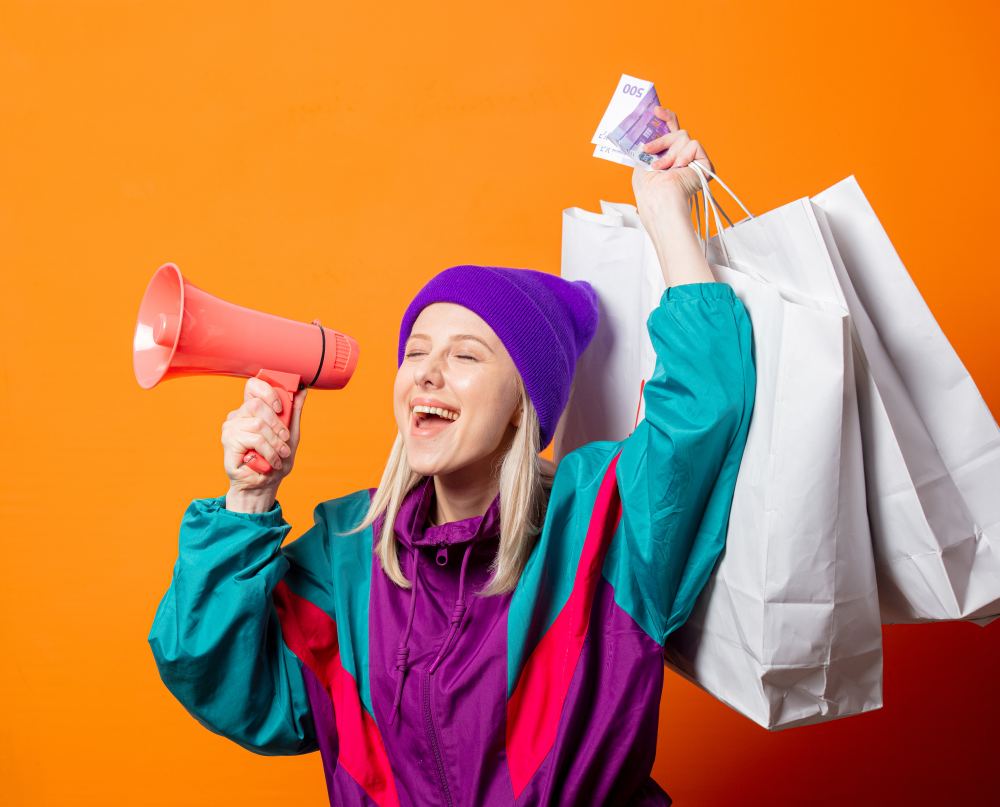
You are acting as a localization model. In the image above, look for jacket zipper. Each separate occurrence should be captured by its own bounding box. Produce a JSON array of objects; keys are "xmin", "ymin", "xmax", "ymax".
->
[{"xmin": 422, "ymin": 670, "xmax": 454, "ymax": 807}]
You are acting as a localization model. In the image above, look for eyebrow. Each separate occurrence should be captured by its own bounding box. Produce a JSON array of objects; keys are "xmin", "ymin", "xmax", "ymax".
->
[{"xmin": 407, "ymin": 333, "xmax": 495, "ymax": 353}]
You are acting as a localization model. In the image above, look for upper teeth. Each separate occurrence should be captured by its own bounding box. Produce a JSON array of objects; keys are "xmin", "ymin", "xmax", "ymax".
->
[{"xmin": 413, "ymin": 405, "xmax": 460, "ymax": 420}]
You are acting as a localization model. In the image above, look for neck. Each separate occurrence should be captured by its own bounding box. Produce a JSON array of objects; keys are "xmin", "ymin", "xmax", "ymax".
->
[
  {"xmin": 429, "ymin": 431, "xmax": 510, "ymax": 524},
  {"xmin": 430, "ymin": 476, "xmax": 499, "ymax": 525}
]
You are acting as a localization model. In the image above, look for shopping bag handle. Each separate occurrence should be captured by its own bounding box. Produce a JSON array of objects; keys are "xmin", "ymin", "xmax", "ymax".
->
[
  {"xmin": 687, "ymin": 161, "xmax": 754, "ymax": 217},
  {"xmin": 689, "ymin": 160, "xmax": 755, "ymax": 241},
  {"xmin": 688, "ymin": 160, "xmax": 774, "ymax": 286},
  {"xmin": 690, "ymin": 161, "xmax": 734, "ymax": 268}
]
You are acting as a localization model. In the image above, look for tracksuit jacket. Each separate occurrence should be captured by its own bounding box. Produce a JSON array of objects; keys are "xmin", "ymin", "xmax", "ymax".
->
[{"xmin": 148, "ymin": 280, "xmax": 757, "ymax": 806}]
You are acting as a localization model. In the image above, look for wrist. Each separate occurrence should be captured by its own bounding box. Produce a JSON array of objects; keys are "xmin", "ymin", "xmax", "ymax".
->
[
  {"xmin": 637, "ymin": 191, "xmax": 692, "ymax": 232},
  {"xmin": 638, "ymin": 192, "xmax": 716, "ymax": 287},
  {"xmin": 225, "ymin": 486, "xmax": 279, "ymax": 514},
  {"xmin": 639, "ymin": 194, "xmax": 696, "ymax": 250}
]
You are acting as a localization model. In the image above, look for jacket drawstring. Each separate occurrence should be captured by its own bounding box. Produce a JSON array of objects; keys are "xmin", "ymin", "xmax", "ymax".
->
[
  {"xmin": 389, "ymin": 545, "xmax": 421, "ymax": 727},
  {"xmin": 388, "ymin": 541, "xmax": 475, "ymax": 725},
  {"xmin": 428, "ymin": 543, "xmax": 474, "ymax": 675}
]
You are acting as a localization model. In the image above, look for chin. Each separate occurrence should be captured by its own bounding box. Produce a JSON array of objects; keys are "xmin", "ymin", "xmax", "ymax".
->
[
  {"xmin": 407, "ymin": 457, "xmax": 451, "ymax": 478},
  {"xmin": 402, "ymin": 441, "xmax": 445, "ymax": 475}
]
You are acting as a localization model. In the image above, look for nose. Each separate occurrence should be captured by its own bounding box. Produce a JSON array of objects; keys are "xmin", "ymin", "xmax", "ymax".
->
[{"xmin": 414, "ymin": 350, "xmax": 445, "ymax": 388}]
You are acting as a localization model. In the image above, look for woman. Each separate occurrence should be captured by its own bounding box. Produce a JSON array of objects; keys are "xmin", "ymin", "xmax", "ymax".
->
[{"xmin": 148, "ymin": 105, "xmax": 757, "ymax": 806}]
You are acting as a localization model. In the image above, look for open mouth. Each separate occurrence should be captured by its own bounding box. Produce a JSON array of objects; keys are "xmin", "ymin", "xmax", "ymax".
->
[{"xmin": 411, "ymin": 408, "xmax": 460, "ymax": 437}]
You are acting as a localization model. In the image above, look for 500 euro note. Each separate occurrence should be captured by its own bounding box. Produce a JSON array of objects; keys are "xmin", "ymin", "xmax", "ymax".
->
[{"xmin": 591, "ymin": 74, "xmax": 671, "ymax": 169}]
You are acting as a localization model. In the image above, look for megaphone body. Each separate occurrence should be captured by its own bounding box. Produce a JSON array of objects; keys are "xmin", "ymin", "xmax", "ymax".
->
[{"xmin": 133, "ymin": 262, "xmax": 359, "ymax": 474}]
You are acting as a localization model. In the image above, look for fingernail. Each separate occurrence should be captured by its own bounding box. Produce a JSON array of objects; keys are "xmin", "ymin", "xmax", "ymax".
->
[{"xmin": 273, "ymin": 400, "xmax": 281, "ymax": 412}]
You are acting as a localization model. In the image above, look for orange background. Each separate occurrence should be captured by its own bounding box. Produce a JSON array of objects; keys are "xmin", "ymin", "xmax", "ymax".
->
[{"xmin": 2, "ymin": 1, "xmax": 998, "ymax": 804}]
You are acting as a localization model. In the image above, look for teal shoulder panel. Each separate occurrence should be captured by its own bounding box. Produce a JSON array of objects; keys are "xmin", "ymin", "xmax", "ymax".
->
[
  {"xmin": 506, "ymin": 440, "xmax": 618, "ymax": 698},
  {"xmin": 510, "ymin": 282, "xmax": 757, "ymax": 652},
  {"xmin": 599, "ymin": 498, "xmax": 661, "ymax": 642},
  {"xmin": 281, "ymin": 488, "xmax": 376, "ymax": 716}
]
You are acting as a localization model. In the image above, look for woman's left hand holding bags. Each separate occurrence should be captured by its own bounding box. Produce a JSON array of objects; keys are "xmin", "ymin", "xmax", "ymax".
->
[
  {"xmin": 630, "ymin": 105, "xmax": 715, "ymax": 211},
  {"xmin": 629, "ymin": 104, "xmax": 717, "ymax": 288}
]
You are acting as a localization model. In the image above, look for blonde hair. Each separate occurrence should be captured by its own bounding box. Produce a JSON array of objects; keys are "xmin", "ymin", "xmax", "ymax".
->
[{"xmin": 337, "ymin": 375, "xmax": 555, "ymax": 596}]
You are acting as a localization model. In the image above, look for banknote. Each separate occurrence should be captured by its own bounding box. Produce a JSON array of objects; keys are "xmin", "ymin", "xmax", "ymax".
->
[
  {"xmin": 607, "ymin": 85, "xmax": 671, "ymax": 166},
  {"xmin": 591, "ymin": 140, "xmax": 636, "ymax": 167},
  {"xmin": 591, "ymin": 73, "xmax": 670, "ymax": 169}
]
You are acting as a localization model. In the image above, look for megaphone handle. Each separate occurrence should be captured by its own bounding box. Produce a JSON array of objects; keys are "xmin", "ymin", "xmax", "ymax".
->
[{"xmin": 242, "ymin": 369, "xmax": 302, "ymax": 475}]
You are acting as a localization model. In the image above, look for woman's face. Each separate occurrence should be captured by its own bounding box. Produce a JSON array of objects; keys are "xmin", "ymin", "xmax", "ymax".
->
[{"xmin": 394, "ymin": 302, "xmax": 522, "ymax": 480}]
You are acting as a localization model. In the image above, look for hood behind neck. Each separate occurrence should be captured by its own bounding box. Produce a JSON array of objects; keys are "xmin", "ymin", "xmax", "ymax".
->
[{"xmin": 393, "ymin": 475, "xmax": 502, "ymax": 551}]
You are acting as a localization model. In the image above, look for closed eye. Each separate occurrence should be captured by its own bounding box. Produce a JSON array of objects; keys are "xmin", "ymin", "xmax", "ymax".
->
[{"xmin": 405, "ymin": 351, "xmax": 478, "ymax": 361}]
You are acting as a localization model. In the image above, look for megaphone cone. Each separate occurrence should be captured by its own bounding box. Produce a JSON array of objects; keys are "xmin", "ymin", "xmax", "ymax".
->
[{"xmin": 133, "ymin": 262, "xmax": 360, "ymax": 474}]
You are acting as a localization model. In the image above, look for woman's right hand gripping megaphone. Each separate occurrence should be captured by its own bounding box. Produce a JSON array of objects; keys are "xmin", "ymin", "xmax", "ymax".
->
[{"xmin": 222, "ymin": 377, "xmax": 308, "ymax": 512}]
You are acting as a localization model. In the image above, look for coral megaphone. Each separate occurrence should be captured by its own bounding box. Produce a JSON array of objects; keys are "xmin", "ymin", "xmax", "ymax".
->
[{"xmin": 133, "ymin": 262, "xmax": 359, "ymax": 474}]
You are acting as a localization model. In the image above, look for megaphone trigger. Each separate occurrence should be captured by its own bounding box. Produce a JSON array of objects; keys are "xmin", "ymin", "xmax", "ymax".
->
[{"xmin": 241, "ymin": 369, "xmax": 301, "ymax": 475}]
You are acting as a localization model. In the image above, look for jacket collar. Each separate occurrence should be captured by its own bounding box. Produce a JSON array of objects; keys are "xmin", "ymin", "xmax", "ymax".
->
[{"xmin": 394, "ymin": 475, "xmax": 501, "ymax": 550}]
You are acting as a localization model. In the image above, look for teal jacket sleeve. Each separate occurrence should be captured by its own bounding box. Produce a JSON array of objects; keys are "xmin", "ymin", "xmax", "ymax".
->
[
  {"xmin": 147, "ymin": 495, "xmax": 322, "ymax": 756},
  {"xmin": 614, "ymin": 281, "xmax": 756, "ymax": 646}
]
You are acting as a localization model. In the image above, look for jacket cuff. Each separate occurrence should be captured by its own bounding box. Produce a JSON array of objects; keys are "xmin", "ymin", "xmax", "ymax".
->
[
  {"xmin": 198, "ymin": 494, "xmax": 287, "ymax": 528},
  {"xmin": 662, "ymin": 281, "xmax": 736, "ymax": 304}
]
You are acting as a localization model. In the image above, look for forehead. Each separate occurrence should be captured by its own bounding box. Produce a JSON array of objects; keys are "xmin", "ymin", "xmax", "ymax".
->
[{"xmin": 408, "ymin": 302, "xmax": 498, "ymax": 342}]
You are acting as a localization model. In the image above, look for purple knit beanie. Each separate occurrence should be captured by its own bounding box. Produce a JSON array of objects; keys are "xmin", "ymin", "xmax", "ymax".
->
[{"xmin": 397, "ymin": 264, "xmax": 600, "ymax": 451}]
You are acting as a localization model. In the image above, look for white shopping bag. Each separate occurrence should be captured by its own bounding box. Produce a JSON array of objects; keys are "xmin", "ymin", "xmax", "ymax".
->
[
  {"xmin": 555, "ymin": 205, "xmax": 652, "ymax": 458},
  {"xmin": 557, "ymin": 167, "xmax": 884, "ymax": 730},
  {"xmin": 811, "ymin": 177, "xmax": 1000, "ymax": 626}
]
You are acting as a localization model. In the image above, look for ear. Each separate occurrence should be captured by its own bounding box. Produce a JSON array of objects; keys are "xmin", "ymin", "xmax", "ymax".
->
[{"xmin": 511, "ymin": 405, "xmax": 523, "ymax": 429}]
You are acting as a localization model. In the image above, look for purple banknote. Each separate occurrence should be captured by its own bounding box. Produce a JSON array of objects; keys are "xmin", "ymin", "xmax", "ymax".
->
[{"xmin": 607, "ymin": 83, "xmax": 671, "ymax": 166}]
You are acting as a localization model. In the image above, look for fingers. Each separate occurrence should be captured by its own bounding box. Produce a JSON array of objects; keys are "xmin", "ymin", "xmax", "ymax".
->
[
  {"xmin": 223, "ymin": 413, "xmax": 289, "ymax": 465},
  {"xmin": 245, "ymin": 414, "xmax": 290, "ymax": 458},
  {"xmin": 652, "ymin": 105, "xmax": 679, "ymax": 131},
  {"xmin": 224, "ymin": 378, "xmax": 302, "ymax": 489},
  {"xmin": 234, "ymin": 426, "xmax": 287, "ymax": 468},
  {"xmin": 675, "ymin": 139, "xmax": 702, "ymax": 170},
  {"xmin": 245, "ymin": 395, "xmax": 290, "ymax": 441},
  {"xmin": 643, "ymin": 107, "xmax": 713, "ymax": 175},
  {"xmin": 649, "ymin": 134, "xmax": 690, "ymax": 170},
  {"xmin": 230, "ymin": 463, "xmax": 272, "ymax": 488},
  {"xmin": 642, "ymin": 128, "xmax": 688, "ymax": 159},
  {"xmin": 678, "ymin": 140, "xmax": 713, "ymax": 179},
  {"xmin": 226, "ymin": 394, "xmax": 289, "ymax": 441},
  {"xmin": 244, "ymin": 376, "xmax": 284, "ymax": 414},
  {"xmin": 651, "ymin": 136, "xmax": 706, "ymax": 173},
  {"xmin": 222, "ymin": 396, "xmax": 293, "ymax": 474}
]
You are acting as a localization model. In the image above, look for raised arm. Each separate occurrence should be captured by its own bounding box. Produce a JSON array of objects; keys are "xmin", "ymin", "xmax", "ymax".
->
[
  {"xmin": 614, "ymin": 109, "xmax": 756, "ymax": 645},
  {"xmin": 147, "ymin": 496, "xmax": 325, "ymax": 755},
  {"xmin": 614, "ymin": 281, "xmax": 755, "ymax": 645}
]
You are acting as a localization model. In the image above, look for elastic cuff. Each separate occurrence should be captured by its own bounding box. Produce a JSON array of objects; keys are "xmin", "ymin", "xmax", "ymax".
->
[
  {"xmin": 663, "ymin": 282, "xmax": 735, "ymax": 303},
  {"xmin": 200, "ymin": 494, "xmax": 286, "ymax": 527}
]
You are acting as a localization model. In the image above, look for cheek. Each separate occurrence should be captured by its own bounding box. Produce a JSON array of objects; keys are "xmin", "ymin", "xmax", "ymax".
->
[
  {"xmin": 392, "ymin": 374, "xmax": 409, "ymax": 419},
  {"xmin": 465, "ymin": 383, "xmax": 514, "ymax": 428}
]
